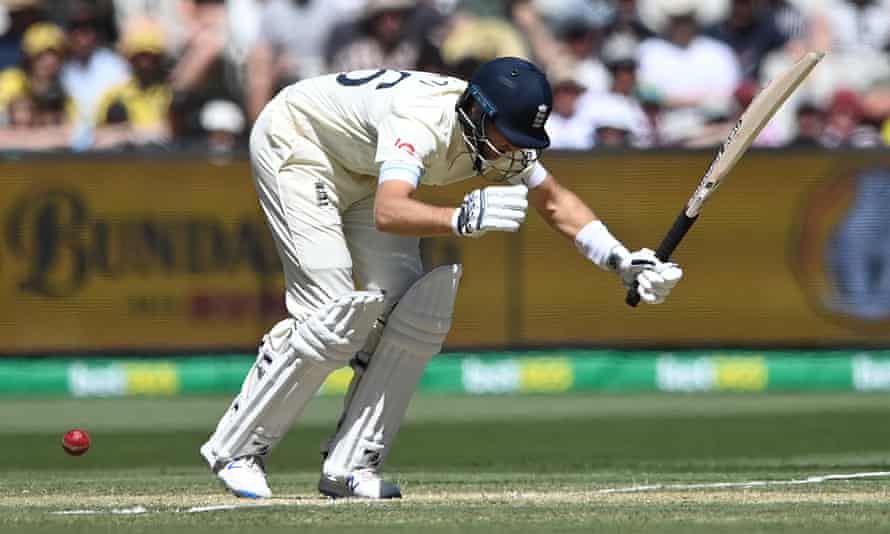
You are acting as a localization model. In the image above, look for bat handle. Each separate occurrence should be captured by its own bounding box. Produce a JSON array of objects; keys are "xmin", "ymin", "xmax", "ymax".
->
[{"xmin": 625, "ymin": 210, "xmax": 698, "ymax": 307}]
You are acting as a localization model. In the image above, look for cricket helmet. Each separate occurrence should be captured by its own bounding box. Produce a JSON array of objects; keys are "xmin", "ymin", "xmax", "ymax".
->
[
  {"xmin": 462, "ymin": 57, "xmax": 552, "ymax": 149},
  {"xmin": 457, "ymin": 57, "xmax": 552, "ymax": 178}
]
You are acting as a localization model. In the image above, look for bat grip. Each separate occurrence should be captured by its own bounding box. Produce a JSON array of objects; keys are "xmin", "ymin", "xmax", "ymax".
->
[{"xmin": 625, "ymin": 210, "xmax": 698, "ymax": 307}]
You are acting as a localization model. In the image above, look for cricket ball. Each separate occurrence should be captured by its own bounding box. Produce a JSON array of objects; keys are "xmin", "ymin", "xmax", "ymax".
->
[{"xmin": 62, "ymin": 429, "xmax": 91, "ymax": 456}]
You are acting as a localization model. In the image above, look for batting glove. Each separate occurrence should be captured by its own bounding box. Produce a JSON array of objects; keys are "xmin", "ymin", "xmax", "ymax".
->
[
  {"xmin": 451, "ymin": 184, "xmax": 528, "ymax": 238},
  {"xmin": 616, "ymin": 248, "xmax": 684, "ymax": 304}
]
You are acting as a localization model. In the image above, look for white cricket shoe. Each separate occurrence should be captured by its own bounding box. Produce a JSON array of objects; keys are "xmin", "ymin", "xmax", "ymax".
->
[
  {"xmin": 318, "ymin": 470, "xmax": 402, "ymax": 499},
  {"xmin": 216, "ymin": 456, "xmax": 272, "ymax": 499}
]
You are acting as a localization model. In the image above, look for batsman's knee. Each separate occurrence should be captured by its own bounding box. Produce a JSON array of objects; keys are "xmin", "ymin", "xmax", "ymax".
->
[
  {"xmin": 384, "ymin": 264, "xmax": 462, "ymax": 359},
  {"xmin": 290, "ymin": 291, "xmax": 388, "ymax": 369}
]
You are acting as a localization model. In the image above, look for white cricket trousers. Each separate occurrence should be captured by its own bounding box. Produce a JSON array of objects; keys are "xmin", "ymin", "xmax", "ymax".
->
[{"xmin": 249, "ymin": 104, "xmax": 424, "ymax": 321}]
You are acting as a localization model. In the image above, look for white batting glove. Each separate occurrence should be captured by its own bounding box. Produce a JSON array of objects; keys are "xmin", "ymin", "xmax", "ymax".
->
[
  {"xmin": 451, "ymin": 184, "xmax": 528, "ymax": 238},
  {"xmin": 616, "ymin": 248, "xmax": 684, "ymax": 304}
]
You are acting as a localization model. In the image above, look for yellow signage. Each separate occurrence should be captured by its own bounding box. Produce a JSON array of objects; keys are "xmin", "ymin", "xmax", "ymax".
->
[{"xmin": 3, "ymin": 151, "xmax": 890, "ymax": 354}]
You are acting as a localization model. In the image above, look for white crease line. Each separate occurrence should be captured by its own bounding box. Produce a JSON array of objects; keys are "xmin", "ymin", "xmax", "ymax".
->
[
  {"xmin": 597, "ymin": 471, "xmax": 890, "ymax": 494},
  {"xmin": 52, "ymin": 506, "xmax": 148, "ymax": 515},
  {"xmin": 186, "ymin": 503, "xmax": 277, "ymax": 513}
]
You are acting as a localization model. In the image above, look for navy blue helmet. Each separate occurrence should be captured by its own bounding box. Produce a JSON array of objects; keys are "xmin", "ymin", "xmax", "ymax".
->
[{"xmin": 457, "ymin": 57, "xmax": 553, "ymax": 178}]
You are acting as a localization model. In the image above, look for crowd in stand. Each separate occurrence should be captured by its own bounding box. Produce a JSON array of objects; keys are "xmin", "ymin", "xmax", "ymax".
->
[{"xmin": 0, "ymin": 0, "xmax": 888, "ymax": 153}]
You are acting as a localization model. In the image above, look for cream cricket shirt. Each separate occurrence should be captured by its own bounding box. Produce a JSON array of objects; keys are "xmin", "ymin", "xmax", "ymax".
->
[{"xmin": 255, "ymin": 69, "xmax": 542, "ymax": 196}]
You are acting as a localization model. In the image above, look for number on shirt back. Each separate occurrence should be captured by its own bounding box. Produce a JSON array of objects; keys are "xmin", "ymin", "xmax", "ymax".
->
[{"xmin": 336, "ymin": 69, "xmax": 411, "ymax": 89}]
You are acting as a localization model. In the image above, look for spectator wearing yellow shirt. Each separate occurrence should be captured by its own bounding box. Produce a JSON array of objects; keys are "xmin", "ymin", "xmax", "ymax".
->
[
  {"xmin": 94, "ymin": 21, "xmax": 172, "ymax": 145},
  {"xmin": 0, "ymin": 22, "xmax": 75, "ymax": 150},
  {"xmin": 0, "ymin": 22, "xmax": 72, "ymax": 124}
]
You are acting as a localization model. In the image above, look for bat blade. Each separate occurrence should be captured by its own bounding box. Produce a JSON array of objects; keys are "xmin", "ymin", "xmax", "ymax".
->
[
  {"xmin": 625, "ymin": 51, "xmax": 824, "ymax": 307},
  {"xmin": 686, "ymin": 51, "xmax": 824, "ymax": 218}
]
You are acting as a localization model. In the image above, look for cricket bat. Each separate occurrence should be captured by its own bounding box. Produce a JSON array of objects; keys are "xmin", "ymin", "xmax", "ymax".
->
[{"xmin": 626, "ymin": 51, "xmax": 825, "ymax": 307}]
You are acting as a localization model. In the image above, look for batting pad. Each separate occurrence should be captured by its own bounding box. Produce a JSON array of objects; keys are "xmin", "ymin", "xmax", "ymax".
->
[
  {"xmin": 201, "ymin": 291, "xmax": 386, "ymax": 468},
  {"xmin": 322, "ymin": 264, "xmax": 462, "ymax": 477}
]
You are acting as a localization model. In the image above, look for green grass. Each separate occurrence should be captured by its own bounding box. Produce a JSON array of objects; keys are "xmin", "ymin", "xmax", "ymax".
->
[{"xmin": 2, "ymin": 393, "xmax": 890, "ymax": 533}]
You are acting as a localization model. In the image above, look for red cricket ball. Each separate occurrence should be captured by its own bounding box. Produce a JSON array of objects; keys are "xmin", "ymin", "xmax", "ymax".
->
[{"xmin": 62, "ymin": 429, "xmax": 91, "ymax": 456}]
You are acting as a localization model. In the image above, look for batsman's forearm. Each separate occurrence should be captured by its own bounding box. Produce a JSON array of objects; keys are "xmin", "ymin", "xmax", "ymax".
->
[
  {"xmin": 530, "ymin": 176, "xmax": 598, "ymax": 241},
  {"xmin": 374, "ymin": 195, "xmax": 456, "ymax": 236}
]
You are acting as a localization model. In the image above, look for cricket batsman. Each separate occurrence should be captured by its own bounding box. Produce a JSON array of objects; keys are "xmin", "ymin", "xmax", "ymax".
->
[{"xmin": 199, "ymin": 57, "xmax": 683, "ymax": 499}]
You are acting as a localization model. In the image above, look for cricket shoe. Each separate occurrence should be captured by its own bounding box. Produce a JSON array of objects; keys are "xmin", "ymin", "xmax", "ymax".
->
[
  {"xmin": 215, "ymin": 456, "xmax": 272, "ymax": 499},
  {"xmin": 318, "ymin": 469, "xmax": 402, "ymax": 499}
]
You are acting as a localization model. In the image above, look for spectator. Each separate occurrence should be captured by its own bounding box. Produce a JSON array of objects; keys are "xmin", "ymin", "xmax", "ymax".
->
[
  {"xmin": 245, "ymin": 0, "xmax": 361, "ymax": 122},
  {"xmin": 94, "ymin": 20, "xmax": 172, "ymax": 146},
  {"xmin": 578, "ymin": 34, "xmax": 652, "ymax": 147},
  {"xmin": 707, "ymin": 0, "xmax": 787, "ymax": 80},
  {"xmin": 780, "ymin": 0, "xmax": 890, "ymax": 104},
  {"xmin": 788, "ymin": 100, "xmax": 829, "ymax": 148},
  {"xmin": 822, "ymin": 88, "xmax": 883, "ymax": 148},
  {"xmin": 165, "ymin": 0, "xmax": 250, "ymax": 140},
  {"xmin": 593, "ymin": 105, "xmax": 640, "ymax": 148},
  {"xmin": 545, "ymin": 61, "xmax": 596, "ymax": 150},
  {"xmin": 607, "ymin": 0, "xmax": 655, "ymax": 43},
  {"xmin": 112, "ymin": 0, "xmax": 188, "ymax": 56},
  {"xmin": 602, "ymin": 33, "xmax": 639, "ymax": 98},
  {"xmin": 0, "ymin": 21, "xmax": 70, "ymax": 121},
  {"xmin": 0, "ymin": 91, "xmax": 70, "ymax": 149},
  {"xmin": 636, "ymin": 0, "xmax": 741, "ymax": 110},
  {"xmin": 764, "ymin": 0, "xmax": 808, "ymax": 43},
  {"xmin": 223, "ymin": 0, "xmax": 265, "ymax": 92},
  {"xmin": 636, "ymin": 85, "xmax": 664, "ymax": 146},
  {"xmin": 440, "ymin": 1, "xmax": 529, "ymax": 76},
  {"xmin": 329, "ymin": 0, "xmax": 421, "ymax": 73},
  {"xmin": 0, "ymin": 22, "xmax": 72, "ymax": 150},
  {"xmin": 170, "ymin": 0, "xmax": 235, "ymax": 99},
  {"xmin": 61, "ymin": 3, "xmax": 130, "ymax": 131},
  {"xmin": 198, "ymin": 98, "xmax": 244, "ymax": 157},
  {"xmin": 0, "ymin": 0, "xmax": 46, "ymax": 69},
  {"xmin": 5, "ymin": 93, "xmax": 35, "ymax": 127},
  {"xmin": 516, "ymin": 0, "xmax": 611, "ymax": 92},
  {"xmin": 821, "ymin": 0, "xmax": 890, "ymax": 55}
]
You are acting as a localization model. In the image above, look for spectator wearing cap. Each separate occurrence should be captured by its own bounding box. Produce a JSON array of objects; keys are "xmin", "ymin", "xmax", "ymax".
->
[
  {"xmin": 111, "ymin": 0, "xmax": 187, "ymax": 55},
  {"xmin": 245, "ymin": 0, "xmax": 361, "ymax": 122},
  {"xmin": 601, "ymin": 33, "xmax": 639, "ymax": 98},
  {"xmin": 636, "ymin": 0, "xmax": 741, "ymax": 110},
  {"xmin": 575, "ymin": 34, "xmax": 653, "ymax": 147},
  {"xmin": 0, "ymin": 21, "xmax": 73, "ymax": 125},
  {"xmin": 199, "ymin": 98, "xmax": 245, "ymax": 158},
  {"xmin": 822, "ymin": 88, "xmax": 883, "ymax": 148},
  {"xmin": 61, "ymin": 4, "xmax": 130, "ymax": 131},
  {"xmin": 440, "ymin": 1, "xmax": 529, "ymax": 78},
  {"xmin": 94, "ymin": 21, "xmax": 172, "ymax": 145},
  {"xmin": 0, "ymin": 21, "xmax": 76, "ymax": 150},
  {"xmin": 594, "ymin": 111, "xmax": 637, "ymax": 148},
  {"xmin": 329, "ymin": 0, "xmax": 421, "ymax": 73},
  {"xmin": 545, "ymin": 61, "xmax": 596, "ymax": 150}
]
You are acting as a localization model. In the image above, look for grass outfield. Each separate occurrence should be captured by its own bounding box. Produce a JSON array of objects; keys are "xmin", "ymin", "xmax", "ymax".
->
[{"xmin": 2, "ymin": 393, "xmax": 890, "ymax": 533}]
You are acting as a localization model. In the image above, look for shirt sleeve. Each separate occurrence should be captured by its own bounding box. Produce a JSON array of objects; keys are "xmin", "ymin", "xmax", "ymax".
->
[
  {"xmin": 378, "ymin": 160, "xmax": 422, "ymax": 188},
  {"xmin": 375, "ymin": 99, "xmax": 444, "ymax": 170}
]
